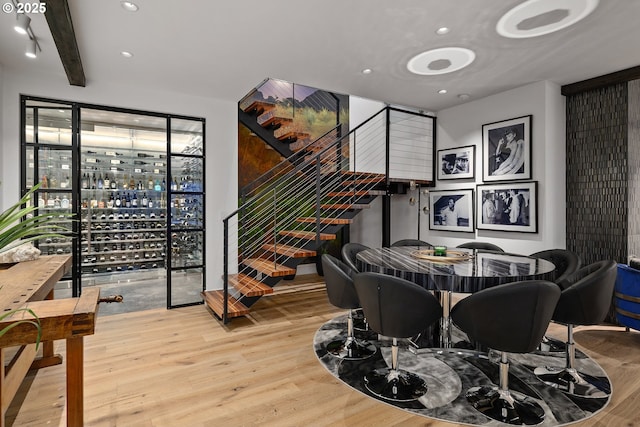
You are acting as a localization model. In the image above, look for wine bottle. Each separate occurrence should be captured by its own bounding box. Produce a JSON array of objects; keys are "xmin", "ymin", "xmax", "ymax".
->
[
  {"xmin": 142, "ymin": 192, "xmax": 148, "ymax": 207},
  {"xmin": 81, "ymin": 173, "xmax": 88, "ymax": 189},
  {"xmin": 107, "ymin": 194, "xmax": 114, "ymax": 208},
  {"xmin": 132, "ymin": 192, "xmax": 138, "ymax": 207},
  {"xmin": 97, "ymin": 173, "xmax": 104, "ymax": 189},
  {"xmin": 111, "ymin": 176, "xmax": 117, "ymax": 189},
  {"xmin": 104, "ymin": 174, "xmax": 111, "ymax": 189},
  {"xmin": 129, "ymin": 176, "xmax": 135, "ymax": 190},
  {"xmin": 161, "ymin": 178, "xmax": 166, "ymax": 191},
  {"xmin": 137, "ymin": 153, "xmax": 154, "ymax": 158},
  {"xmin": 148, "ymin": 177, "xmax": 154, "ymax": 190},
  {"xmin": 115, "ymin": 193, "xmax": 121, "ymax": 207},
  {"xmin": 125, "ymin": 193, "xmax": 131, "ymax": 208},
  {"xmin": 92, "ymin": 173, "xmax": 97, "ymax": 189},
  {"xmin": 154, "ymin": 180, "xmax": 161, "ymax": 192}
]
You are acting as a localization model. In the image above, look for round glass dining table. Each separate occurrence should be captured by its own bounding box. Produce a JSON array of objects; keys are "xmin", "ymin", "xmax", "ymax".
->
[{"xmin": 356, "ymin": 246, "xmax": 557, "ymax": 347}]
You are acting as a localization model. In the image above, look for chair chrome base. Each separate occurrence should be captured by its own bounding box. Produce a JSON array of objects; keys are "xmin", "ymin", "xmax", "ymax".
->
[
  {"xmin": 326, "ymin": 336, "xmax": 376, "ymax": 360},
  {"xmin": 538, "ymin": 335, "xmax": 565, "ymax": 352},
  {"xmin": 466, "ymin": 385, "xmax": 545, "ymax": 425},
  {"xmin": 533, "ymin": 366, "xmax": 610, "ymax": 398},
  {"xmin": 364, "ymin": 367, "xmax": 428, "ymax": 402}
]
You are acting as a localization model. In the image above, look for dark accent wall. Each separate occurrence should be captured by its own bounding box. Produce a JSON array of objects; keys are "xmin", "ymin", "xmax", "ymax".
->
[
  {"xmin": 629, "ymin": 80, "xmax": 640, "ymax": 258},
  {"xmin": 566, "ymin": 83, "xmax": 628, "ymax": 264}
]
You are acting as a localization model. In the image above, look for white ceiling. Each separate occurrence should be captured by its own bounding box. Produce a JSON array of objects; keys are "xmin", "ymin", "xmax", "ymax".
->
[{"xmin": 1, "ymin": 0, "xmax": 639, "ymax": 111}]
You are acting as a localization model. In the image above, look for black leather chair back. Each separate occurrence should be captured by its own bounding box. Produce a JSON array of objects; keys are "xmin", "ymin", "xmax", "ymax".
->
[
  {"xmin": 451, "ymin": 281, "xmax": 560, "ymax": 353},
  {"xmin": 321, "ymin": 254, "xmax": 359, "ymax": 310},
  {"xmin": 354, "ymin": 272, "xmax": 442, "ymax": 338},
  {"xmin": 390, "ymin": 239, "xmax": 432, "ymax": 247},
  {"xmin": 456, "ymin": 242, "xmax": 505, "ymax": 252},
  {"xmin": 530, "ymin": 249, "xmax": 582, "ymax": 288},
  {"xmin": 553, "ymin": 260, "xmax": 617, "ymax": 325},
  {"xmin": 341, "ymin": 242, "xmax": 370, "ymax": 272}
]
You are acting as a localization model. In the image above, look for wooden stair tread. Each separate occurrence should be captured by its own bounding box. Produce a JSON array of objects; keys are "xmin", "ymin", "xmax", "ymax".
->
[
  {"xmin": 296, "ymin": 217, "xmax": 353, "ymax": 225},
  {"xmin": 260, "ymin": 244, "xmax": 316, "ymax": 258},
  {"xmin": 341, "ymin": 171, "xmax": 386, "ymax": 177},
  {"xmin": 276, "ymin": 131, "xmax": 309, "ymax": 141},
  {"xmin": 342, "ymin": 177, "xmax": 385, "ymax": 185},
  {"xmin": 278, "ymin": 230, "xmax": 336, "ymax": 241},
  {"xmin": 228, "ymin": 274, "xmax": 274, "ymax": 297},
  {"xmin": 241, "ymin": 100, "xmax": 275, "ymax": 114},
  {"xmin": 327, "ymin": 190, "xmax": 386, "ymax": 197},
  {"xmin": 321, "ymin": 203, "xmax": 370, "ymax": 210},
  {"xmin": 259, "ymin": 116, "xmax": 293, "ymax": 127},
  {"xmin": 201, "ymin": 290, "xmax": 249, "ymax": 318},
  {"xmin": 243, "ymin": 258, "xmax": 296, "ymax": 277}
]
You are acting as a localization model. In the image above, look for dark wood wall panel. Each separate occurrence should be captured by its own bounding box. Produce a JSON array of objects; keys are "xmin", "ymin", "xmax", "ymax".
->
[{"xmin": 566, "ymin": 83, "xmax": 628, "ymax": 264}]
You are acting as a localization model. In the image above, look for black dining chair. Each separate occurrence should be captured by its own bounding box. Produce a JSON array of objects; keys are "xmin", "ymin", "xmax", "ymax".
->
[
  {"xmin": 451, "ymin": 280, "xmax": 560, "ymax": 425},
  {"xmin": 354, "ymin": 272, "xmax": 442, "ymax": 402},
  {"xmin": 321, "ymin": 254, "xmax": 377, "ymax": 360},
  {"xmin": 341, "ymin": 242, "xmax": 371, "ymax": 331},
  {"xmin": 456, "ymin": 241, "xmax": 505, "ymax": 252},
  {"xmin": 390, "ymin": 239, "xmax": 432, "ymax": 247},
  {"xmin": 534, "ymin": 260, "xmax": 617, "ymax": 397},
  {"xmin": 529, "ymin": 249, "xmax": 582, "ymax": 289},
  {"xmin": 341, "ymin": 242, "xmax": 370, "ymax": 272}
]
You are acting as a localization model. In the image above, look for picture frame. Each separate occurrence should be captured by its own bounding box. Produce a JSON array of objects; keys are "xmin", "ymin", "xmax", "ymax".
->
[
  {"xmin": 482, "ymin": 115, "xmax": 531, "ymax": 182},
  {"xmin": 437, "ymin": 145, "xmax": 475, "ymax": 180},
  {"xmin": 429, "ymin": 189, "xmax": 474, "ymax": 233},
  {"xmin": 476, "ymin": 181, "xmax": 538, "ymax": 233},
  {"xmin": 476, "ymin": 252, "xmax": 536, "ymax": 277}
]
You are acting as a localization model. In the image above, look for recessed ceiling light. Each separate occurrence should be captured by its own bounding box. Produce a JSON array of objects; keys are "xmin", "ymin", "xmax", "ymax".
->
[
  {"xmin": 120, "ymin": 1, "xmax": 139, "ymax": 12},
  {"xmin": 435, "ymin": 27, "xmax": 450, "ymax": 35},
  {"xmin": 407, "ymin": 47, "xmax": 475, "ymax": 76},
  {"xmin": 497, "ymin": 0, "xmax": 598, "ymax": 38},
  {"xmin": 458, "ymin": 94, "xmax": 470, "ymax": 100},
  {"xmin": 438, "ymin": 89, "xmax": 448, "ymax": 94},
  {"xmin": 121, "ymin": 51, "xmax": 133, "ymax": 58},
  {"xmin": 361, "ymin": 68, "xmax": 373, "ymax": 74}
]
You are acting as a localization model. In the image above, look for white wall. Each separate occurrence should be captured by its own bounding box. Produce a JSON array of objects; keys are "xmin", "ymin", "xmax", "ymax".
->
[
  {"xmin": 348, "ymin": 81, "xmax": 566, "ymax": 254},
  {"xmin": 434, "ymin": 80, "xmax": 566, "ymax": 254},
  {"xmin": 0, "ymin": 68, "xmax": 238, "ymax": 290}
]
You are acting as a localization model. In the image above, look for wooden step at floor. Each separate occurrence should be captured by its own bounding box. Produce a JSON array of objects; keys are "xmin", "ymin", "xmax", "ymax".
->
[
  {"xmin": 321, "ymin": 203, "xmax": 371, "ymax": 210},
  {"xmin": 243, "ymin": 258, "xmax": 297, "ymax": 277},
  {"xmin": 227, "ymin": 273, "xmax": 274, "ymax": 297},
  {"xmin": 327, "ymin": 190, "xmax": 386, "ymax": 197},
  {"xmin": 260, "ymin": 244, "xmax": 316, "ymax": 258},
  {"xmin": 278, "ymin": 230, "xmax": 336, "ymax": 241},
  {"xmin": 296, "ymin": 217, "xmax": 353, "ymax": 225},
  {"xmin": 201, "ymin": 290, "xmax": 249, "ymax": 318}
]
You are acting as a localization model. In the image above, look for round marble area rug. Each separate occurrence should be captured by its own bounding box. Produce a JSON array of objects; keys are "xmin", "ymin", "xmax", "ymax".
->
[{"xmin": 314, "ymin": 314, "xmax": 611, "ymax": 426}]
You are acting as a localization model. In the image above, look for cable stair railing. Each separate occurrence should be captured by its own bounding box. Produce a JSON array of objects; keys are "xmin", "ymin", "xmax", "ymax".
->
[{"xmin": 204, "ymin": 106, "xmax": 435, "ymax": 323}]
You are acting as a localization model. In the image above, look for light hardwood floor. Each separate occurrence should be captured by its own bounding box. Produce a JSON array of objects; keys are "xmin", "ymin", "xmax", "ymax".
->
[{"xmin": 7, "ymin": 275, "xmax": 640, "ymax": 426}]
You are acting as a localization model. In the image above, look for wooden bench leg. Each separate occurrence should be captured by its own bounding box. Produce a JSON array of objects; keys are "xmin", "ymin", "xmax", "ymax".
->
[{"xmin": 66, "ymin": 336, "xmax": 83, "ymax": 427}]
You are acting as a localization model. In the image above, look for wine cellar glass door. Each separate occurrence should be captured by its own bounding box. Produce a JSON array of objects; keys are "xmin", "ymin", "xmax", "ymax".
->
[
  {"xmin": 78, "ymin": 109, "xmax": 170, "ymax": 313},
  {"xmin": 167, "ymin": 118, "xmax": 205, "ymax": 308},
  {"xmin": 21, "ymin": 99, "xmax": 78, "ymax": 295}
]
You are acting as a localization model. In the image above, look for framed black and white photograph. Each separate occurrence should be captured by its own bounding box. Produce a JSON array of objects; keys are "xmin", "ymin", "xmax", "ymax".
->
[
  {"xmin": 437, "ymin": 145, "xmax": 475, "ymax": 180},
  {"xmin": 476, "ymin": 181, "xmax": 537, "ymax": 233},
  {"xmin": 482, "ymin": 115, "xmax": 531, "ymax": 182},
  {"xmin": 429, "ymin": 189, "xmax": 474, "ymax": 233}
]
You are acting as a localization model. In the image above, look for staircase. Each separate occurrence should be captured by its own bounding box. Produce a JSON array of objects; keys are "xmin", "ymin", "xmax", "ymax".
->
[{"xmin": 204, "ymin": 104, "xmax": 435, "ymax": 323}]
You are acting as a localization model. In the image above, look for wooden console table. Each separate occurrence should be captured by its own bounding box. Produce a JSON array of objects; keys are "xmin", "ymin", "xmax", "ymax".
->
[{"xmin": 0, "ymin": 255, "xmax": 100, "ymax": 427}]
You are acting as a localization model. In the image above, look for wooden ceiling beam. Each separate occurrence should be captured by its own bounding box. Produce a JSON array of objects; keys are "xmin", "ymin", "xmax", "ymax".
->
[{"xmin": 44, "ymin": 0, "xmax": 86, "ymax": 87}]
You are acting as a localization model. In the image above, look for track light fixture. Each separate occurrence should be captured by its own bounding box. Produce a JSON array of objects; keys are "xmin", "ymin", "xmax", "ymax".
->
[
  {"xmin": 25, "ymin": 38, "xmax": 37, "ymax": 58},
  {"xmin": 10, "ymin": 1, "xmax": 42, "ymax": 59},
  {"xmin": 14, "ymin": 12, "xmax": 30, "ymax": 35}
]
